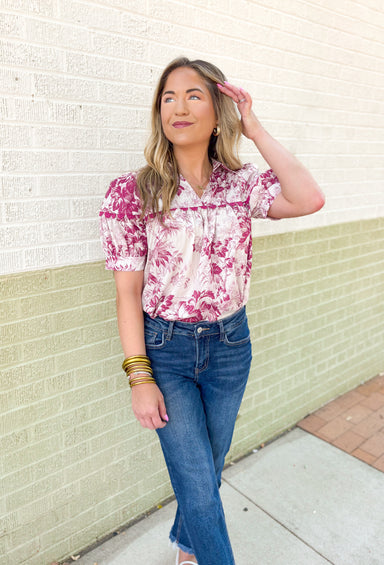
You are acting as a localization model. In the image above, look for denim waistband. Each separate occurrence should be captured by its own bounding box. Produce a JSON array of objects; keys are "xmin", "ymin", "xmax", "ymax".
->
[{"xmin": 143, "ymin": 307, "xmax": 246, "ymax": 339}]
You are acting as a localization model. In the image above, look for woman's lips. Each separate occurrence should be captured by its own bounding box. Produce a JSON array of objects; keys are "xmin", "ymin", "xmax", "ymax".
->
[{"xmin": 173, "ymin": 121, "xmax": 193, "ymax": 128}]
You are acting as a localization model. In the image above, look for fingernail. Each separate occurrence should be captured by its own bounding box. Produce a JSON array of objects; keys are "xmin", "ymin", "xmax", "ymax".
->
[
  {"xmin": 217, "ymin": 83, "xmax": 223, "ymax": 88},
  {"xmin": 164, "ymin": 414, "xmax": 169, "ymax": 422}
]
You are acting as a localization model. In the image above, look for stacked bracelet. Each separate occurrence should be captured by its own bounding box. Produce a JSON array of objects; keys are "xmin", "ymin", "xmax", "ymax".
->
[{"xmin": 122, "ymin": 355, "xmax": 156, "ymax": 388}]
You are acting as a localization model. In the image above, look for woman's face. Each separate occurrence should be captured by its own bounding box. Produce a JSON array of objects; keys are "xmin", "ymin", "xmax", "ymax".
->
[{"xmin": 160, "ymin": 67, "xmax": 217, "ymax": 150}]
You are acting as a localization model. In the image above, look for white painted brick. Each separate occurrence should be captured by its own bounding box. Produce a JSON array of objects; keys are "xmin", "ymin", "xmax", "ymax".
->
[
  {"xmin": 22, "ymin": 245, "xmax": 55, "ymax": 269},
  {"xmin": 0, "ymin": 68, "xmax": 32, "ymax": 95},
  {"xmin": 0, "ymin": 251, "xmax": 24, "ymax": 275},
  {"xmin": 145, "ymin": 18, "xmax": 194, "ymax": 48},
  {"xmin": 4, "ymin": 200, "xmax": 70, "ymax": 223},
  {"xmin": 55, "ymin": 242, "xmax": 89, "ymax": 264},
  {"xmin": 96, "ymin": 0, "xmax": 148, "ymax": 15},
  {"xmin": 65, "ymin": 52, "xmax": 126, "ymax": 81},
  {"xmin": 59, "ymin": 0, "xmax": 126, "ymax": 33},
  {"xmin": 0, "ymin": 224, "xmax": 41, "ymax": 248},
  {"xmin": 0, "ymin": 125, "xmax": 32, "ymax": 148},
  {"xmin": 97, "ymin": 82, "xmax": 152, "ymax": 106},
  {"xmin": 70, "ymin": 197, "xmax": 104, "ymax": 219},
  {"xmin": 33, "ymin": 126, "xmax": 98, "ymax": 149},
  {"xmin": 1, "ymin": 176, "xmax": 38, "ymax": 199},
  {"xmin": 187, "ymin": 0, "xmax": 231, "ymax": 12},
  {"xmin": 0, "ymin": 12, "xmax": 25, "ymax": 38},
  {"xmin": 25, "ymin": 17, "xmax": 92, "ymax": 51},
  {"xmin": 0, "ymin": 96, "xmax": 13, "ymax": 120},
  {"xmin": 126, "ymin": 61, "xmax": 155, "ymax": 85},
  {"xmin": 38, "ymin": 174, "xmax": 101, "ymax": 197},
  {"xmin": 0, "ymin": 0, "xmax": 382, "ymax": 278},
  {"xmin": 92, "ymin": 32, "xmax": 148, "ymax": 61},
  {"xmin": 70, "ymin": 151, "xmax": 127, "ymax": 172},
  {"xmin": 98, "ymin": 128, "xmax": 148, "ymax": 151},
  {"xmin": 2, "ymin": 150, "xmax": 70, "ymax": 173},
  {"xmin": 33, "ymin": 73, "xmax": 97, "ymax": 102},
  {"xmin": 119, "ymin": 12, "xmax": 149, "ymax": 36},
  {"xmin": 146, "ymin": 1, "xmax": 200, "ymax": 28},
  {"xmin": 13, "ymin": 98, "xmax": 83, "ymax": 124},
  {"xmin": 0, "ymin": 0, "xmax": 56, "ymax": 17},
  {"xmin": 126, "ymin": 153, "xmax": 146, "ymax": 171},
  {"xmin": 0, "ymin": 39, "xmax": 64, "ymax": 72},
  {"xmin": 41, "ymin": 219, "xmax": 98, "ymax": 243},
  {"xmin": 81, "ymin": 104, "xmax": 146, "ymax": 128},
  {"xmin": 87, "ymin": 239, "xmax": 104, "ymax": 261}
]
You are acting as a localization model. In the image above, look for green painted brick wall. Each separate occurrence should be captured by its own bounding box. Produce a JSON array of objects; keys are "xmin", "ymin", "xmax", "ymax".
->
[{"xmin": 1, "ymin": 218, "xmax": 383, "ymax": 564}]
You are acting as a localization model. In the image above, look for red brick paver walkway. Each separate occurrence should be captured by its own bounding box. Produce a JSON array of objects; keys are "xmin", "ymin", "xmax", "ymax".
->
[{"xmin": 297, "ymin": 373, "xmax": 384, "ymax": 472}]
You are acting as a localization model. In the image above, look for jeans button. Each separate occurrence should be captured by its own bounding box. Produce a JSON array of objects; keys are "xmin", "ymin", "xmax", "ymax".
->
[{"xmin": 197, "ymin": 327, "xmax": 203, "ymax": 334}]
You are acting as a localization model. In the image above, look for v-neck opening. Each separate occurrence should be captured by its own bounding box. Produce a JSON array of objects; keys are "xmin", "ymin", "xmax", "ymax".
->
[{"xmin": 180, "ymin": 175, "xmax": 212, "ymax": 202}]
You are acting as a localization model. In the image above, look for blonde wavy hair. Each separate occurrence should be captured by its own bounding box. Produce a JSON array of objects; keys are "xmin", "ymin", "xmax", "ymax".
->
[{"xmin": 136, "ymin": 57, "xmax": 243, "ymax": 217}]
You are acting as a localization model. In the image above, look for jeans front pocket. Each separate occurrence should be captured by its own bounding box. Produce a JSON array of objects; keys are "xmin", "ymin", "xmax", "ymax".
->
[
  {"xmin": 144, "ymin": 328, "xmax": 167, "ymax": 349},
  {"xmin": 223, "ymin": 317, "xmax": 251, "ymax": 346}
]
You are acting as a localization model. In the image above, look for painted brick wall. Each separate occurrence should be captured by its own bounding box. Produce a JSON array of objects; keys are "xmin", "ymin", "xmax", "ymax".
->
[
  {"xmin": 1, "ymin": 218, "xmax": 383, "ymax": 564},
  {"xmin": 234, "ymin": 217, "xmax": 384, "ymax": 457},
  {"xmin": 0, "ymin": 262, "xmax": 170, "ymax": 564},
  {"xmin": 1, "ymin": 1, "xmax": 384, "ymax": 563},
  {"xmin": 1, "ymin": 0, "xmax": 384, "ymax": 274}
]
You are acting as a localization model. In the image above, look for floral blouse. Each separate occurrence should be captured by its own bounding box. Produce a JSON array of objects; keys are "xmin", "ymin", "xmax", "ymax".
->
[{"xmin": 99, "ymin": 160, "xmax": 281, "ymax": 322}]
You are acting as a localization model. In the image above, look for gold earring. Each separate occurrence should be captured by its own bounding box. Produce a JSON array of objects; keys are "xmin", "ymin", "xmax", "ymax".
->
[{"xmin": 213, "ymin": 126, "xmax": 221, "ymax": 136}]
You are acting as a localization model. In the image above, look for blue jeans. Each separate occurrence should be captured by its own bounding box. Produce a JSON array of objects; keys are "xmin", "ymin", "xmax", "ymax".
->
[{"xmin": 144, "ymin": 307, "xmax": 252, "ymax": 565}]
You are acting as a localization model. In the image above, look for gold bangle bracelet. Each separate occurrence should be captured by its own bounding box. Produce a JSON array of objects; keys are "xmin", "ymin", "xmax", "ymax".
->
[
  {"xmin": 130, "ymin": 378, "xmax": 156, "ymax": 384},
  {"xmin": 123, "ymin": 362, "xmax": 151, "ymax": 370},
  {"xmin": 122, "ymin": 359, "xmax": 151, "ymax": 369},
  {"xmin": 123, "ymin": 363, "xmax": 152, "ymax": 373},
  {"xmin": 129, "ymin": 375, "xmax": 155, "ymax": 382},
  {"xmin": 125, "ymin": 366, "xmax": 153, "ymax": 376},
  {"xmin": 130, "ymin": 380, "xmax": 156, "ymax": 388},
  {"xmin": 122, "ymin": 355, "xmax": 150, "ymax": 366},
  {"xmin": 123, "ymin": 361, "xmax": 152, "ymax": 369},
  {"xmin": 123, "ymin": 361, "xmax": 152, "ymax": 368}
]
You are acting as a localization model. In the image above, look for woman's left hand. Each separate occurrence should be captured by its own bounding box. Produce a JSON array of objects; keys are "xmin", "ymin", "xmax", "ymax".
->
[{"xmin": 217, "ymin": 82, "xmax": 262, "ymax": 141}]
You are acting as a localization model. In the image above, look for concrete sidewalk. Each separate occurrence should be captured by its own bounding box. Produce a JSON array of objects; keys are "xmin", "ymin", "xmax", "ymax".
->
[{"xmin": 75, "ymin": 427, "xmax": 384, "ymax": 565}]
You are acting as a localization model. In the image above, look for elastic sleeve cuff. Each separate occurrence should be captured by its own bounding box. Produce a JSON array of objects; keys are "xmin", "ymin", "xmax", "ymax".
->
[{"xmin": 105, "ymin": 256, "xmax": 146, "ymax": 271}]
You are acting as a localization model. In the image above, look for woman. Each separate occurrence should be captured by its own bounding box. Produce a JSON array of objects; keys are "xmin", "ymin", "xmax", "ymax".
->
[{"xmin": 100, "ymin": 57, "xmax": 324, "ymax": 565}]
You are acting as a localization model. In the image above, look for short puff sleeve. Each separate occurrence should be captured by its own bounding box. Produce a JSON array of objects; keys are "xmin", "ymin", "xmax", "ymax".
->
[
  {"xmin": 99, "ymin": 173, "xmax": 147, "ymax": 271},
  {"xmin": 246, "ymin": 165, "xmax": 281, "ymax": 219}
]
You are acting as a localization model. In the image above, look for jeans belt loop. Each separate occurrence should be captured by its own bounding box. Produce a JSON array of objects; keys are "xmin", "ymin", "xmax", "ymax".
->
[
  {"xmin": 166, "ymin": 320, "xmax": 174, "ymax": 341},
  {"xmin": 218, "ymin": 319, "xmax": 225, "ymax": 342}
]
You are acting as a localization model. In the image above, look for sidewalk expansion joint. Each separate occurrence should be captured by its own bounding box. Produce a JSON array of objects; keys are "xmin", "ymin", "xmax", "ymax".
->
[{"xmin": 222, "ymin": 478, "xmax": 335, "ymax": 565}]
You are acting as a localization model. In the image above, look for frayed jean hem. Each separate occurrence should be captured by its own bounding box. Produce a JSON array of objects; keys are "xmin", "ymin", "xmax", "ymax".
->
[{"xmin": 169, "ymin": 534, "xmax": 194, "ymax": 555}]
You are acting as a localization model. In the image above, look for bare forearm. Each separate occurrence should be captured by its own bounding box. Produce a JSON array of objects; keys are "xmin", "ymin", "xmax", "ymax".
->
[
  {"xmin": 251, "ymin": 124, "xmax": 323, "ymax": 209},
  {"xmin": 114, "ymin": 271, "xmax": 167, "ymax": 429},
  {"xmin": 116, "ymin": 292, "xmax": 145, "ymax": 357},
  {"xmin": 114, "ymin": 270, "xmax": 146, "ymax": 357}
]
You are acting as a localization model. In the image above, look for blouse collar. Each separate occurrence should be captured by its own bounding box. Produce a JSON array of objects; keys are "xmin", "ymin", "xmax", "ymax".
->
[{"xmin": 211, "ymin": 159, "xmax": 235, "ymax": 174}]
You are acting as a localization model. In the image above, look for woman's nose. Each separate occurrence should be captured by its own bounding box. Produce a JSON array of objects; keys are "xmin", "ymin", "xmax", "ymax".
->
[{"xmin": 174, "ymin": 98, "xmax": 188, "ymax": 115}]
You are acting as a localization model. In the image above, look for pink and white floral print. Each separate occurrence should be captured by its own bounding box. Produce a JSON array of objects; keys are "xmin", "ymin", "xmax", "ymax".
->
[{"xmin": 99, "ymin": 160, "xmax": 280, "ymax": 322}]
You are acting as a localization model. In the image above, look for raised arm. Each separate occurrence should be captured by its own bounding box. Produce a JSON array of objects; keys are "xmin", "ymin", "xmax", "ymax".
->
[
  {"xmin": 217, "ymin": 82, "xmax": 325, "ymax": 219},
  {"xmin": 114, "ymin": 271, "xmax": 168, "ymax": 429}
]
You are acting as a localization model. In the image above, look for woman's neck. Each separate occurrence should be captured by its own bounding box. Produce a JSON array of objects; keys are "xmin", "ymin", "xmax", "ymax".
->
[{"xmin": 174, "ymin": 146, "xmax": 212, "ymax": 185}]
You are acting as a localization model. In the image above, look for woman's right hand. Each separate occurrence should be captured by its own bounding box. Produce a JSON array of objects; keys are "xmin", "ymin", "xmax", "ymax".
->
[{"xmin": 131, "ymin": 383, "xmax": 168, "ymax": 430}]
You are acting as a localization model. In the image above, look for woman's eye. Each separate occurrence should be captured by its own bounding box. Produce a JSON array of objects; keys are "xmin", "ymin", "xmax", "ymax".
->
[{"xmin": 163, "ymin": 94, "xmax": 200, "ymax": 103}]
